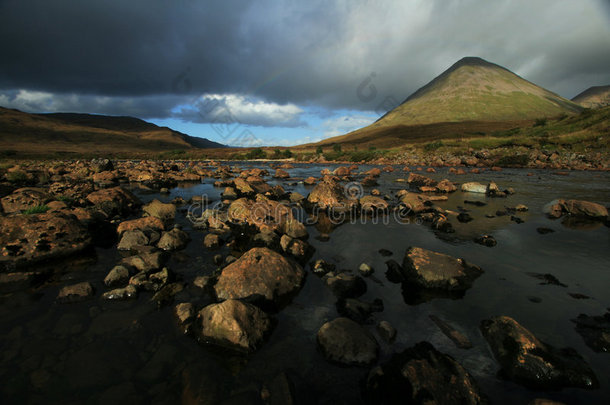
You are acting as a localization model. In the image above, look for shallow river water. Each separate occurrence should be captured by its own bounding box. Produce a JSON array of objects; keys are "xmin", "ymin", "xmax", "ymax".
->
[{"xmin": 1, "ymin": 163, "xmax": 609, "ymax": 404}]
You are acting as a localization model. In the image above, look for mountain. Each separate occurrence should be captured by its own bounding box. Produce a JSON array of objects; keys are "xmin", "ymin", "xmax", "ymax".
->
[
  {"xmin": 572, "ymin": 85, "xmax": 610, "ymax": 109},
  {"xmin": 0, "ymin": 107, "xmax": 224, "ymax": 155},
  {"xmin": 314, "ymin": 57, "xmax": 582, "ymax": 147}
]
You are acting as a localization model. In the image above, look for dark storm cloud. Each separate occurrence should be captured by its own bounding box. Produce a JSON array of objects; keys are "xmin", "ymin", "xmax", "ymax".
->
[{"xmin": 1, "ymin": 0, "xmax": 609, "ymax": 121}]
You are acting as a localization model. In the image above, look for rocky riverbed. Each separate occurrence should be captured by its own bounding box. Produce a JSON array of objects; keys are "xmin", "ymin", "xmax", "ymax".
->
[{"xmin": 0, "ymin": 159, "xmax": 609, "ymax": 404}]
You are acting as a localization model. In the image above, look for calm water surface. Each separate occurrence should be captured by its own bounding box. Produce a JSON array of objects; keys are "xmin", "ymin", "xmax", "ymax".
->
[{"xmin": 1, "ymin": 163, "xmax": 609, "ymax": 404}]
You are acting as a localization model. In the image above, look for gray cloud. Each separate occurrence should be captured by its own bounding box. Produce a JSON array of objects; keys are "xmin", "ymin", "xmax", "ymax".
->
[{"xmin": 1, "ymin": 0, "xmax": 609, "ymax": 118}]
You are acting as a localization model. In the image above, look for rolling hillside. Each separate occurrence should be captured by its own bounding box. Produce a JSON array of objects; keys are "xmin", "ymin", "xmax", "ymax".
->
[
  {"xmin": 572, "ymin": 85, "xmax": 610, "ymax": 109},
  {"xmin": 0, "ymin": 107, "xmax": 224, "ymax": 155}
]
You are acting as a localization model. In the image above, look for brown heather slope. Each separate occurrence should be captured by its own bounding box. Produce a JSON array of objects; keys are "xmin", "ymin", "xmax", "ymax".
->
[
  {"xmin": 572, "ymin": 85, "xmax": 610, "ymax": 109},
  {"xmin": 312, "ymin": 57, "xmax": 582, "ymax": 148},
  {"xmin": 0, "ymin": 107, "xmax": 224, "ymax": 155}
]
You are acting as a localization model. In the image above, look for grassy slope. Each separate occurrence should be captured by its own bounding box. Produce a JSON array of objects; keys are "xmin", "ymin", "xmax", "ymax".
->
[
  {"xmin": 572, "ymin": 85, "xmax": 610, "ymax": 109},
  {"xmin": 0, "ymin": 107, "xmax": 223, "ymax": 156}
]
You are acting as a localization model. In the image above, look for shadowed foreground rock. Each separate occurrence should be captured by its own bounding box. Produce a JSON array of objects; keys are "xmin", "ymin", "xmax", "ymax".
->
[
  {"xmin": 86, "ymin": 186, "xmax": 141, "ymax": 217},
  {"xmin": 317, "ymin": 317, "xmax": 379, "ymax": 366},
  {"xmin": 214, "ymin": 247, "xmax": 305, "ymax": 310},
  {"xmin": 365, "ymin": 341, "xmax": 488, "ymax": 404},
  {"xmin": 572, "ymin": 310, "xmax": 610, "ymax": 353},
  {"xmin": 545, "ymin": 199, "xmax": 608, "ymax": 220},
  {"xmin": 402, "ymin": 246, "xmax": 483, "ymax": 291},
  {"xmin": 197, "ymin": 299, "xmax": 272, "ymax": 352},
  {"xmin": 0, "ymin": 212, "xmax": 91, "ymax": 270},
  {"xmin": 480, "ymin": 316, "xmax": 598, "ymax": 389}
]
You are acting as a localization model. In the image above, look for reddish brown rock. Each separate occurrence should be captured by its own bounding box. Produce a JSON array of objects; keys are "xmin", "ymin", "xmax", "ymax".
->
[
  {"xmin": 0, "ymin": 212, "xmax": 91, "ymax": 270},
  {"xmin": 86, "ymin": 186, "xmax": 141, "ymax": 217},
  {"xmin": 273, "ymin": 169, "xmax": 290, "ymax": 179},
  {"xmin": 214, "ymin": 247, "xmax": 305, "ymax": 309},
  {"xmin": 0, "ymin": 188, "xmax": 52, "ymax": 214},
  {"xmin": 117, "ymin": 217, "xmax": 165, "ymax": 236}
]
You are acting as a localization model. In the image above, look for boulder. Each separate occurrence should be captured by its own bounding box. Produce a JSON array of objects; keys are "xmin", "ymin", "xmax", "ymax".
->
[
  {"xmin": 116, "ymin": 216, "xmax": 165, "ymax": 236},
  {"xmin": 174, "ymin": 302, "xmax": 195, "ymax": 334},
  {"xmin": 273, "ymin": 169, "xmax": 290, "ymax": 179},
  {"xmin": 86, "ymin": 187, "xmax": 141, "ymax": 217},
  {"xmin": 214, "ymin": 247, "xmax": 305, "ymax": 309},
  {"xmin": 283, "ymin": 218, "xmax": 308, "ymax": 239},
  {"xmin": 90, "ymin": 158, "xmax": 114, "ymax": 173},
  {"xmin": 0, "ymin": 187, "xmax": 52, "ymax": 214},
  {"xmin": 544, "ymin": 199, "xmax": 608, "ymax": 220},
  {"xmin": 102, "ymin": 285, "xmax": 138, "ymax": 300},
  {"xmin": 228, "ymin": 196, "xmax": 293, "ymax": 234},
  {"xmin": 117, "ymin": 230, "xmax": 149, "ymax": 250},
  {"xmin": 402, "ymin": 247, "xmax": 483, "ymax": 292},
  {"xmin": 307, "ymin": 179, "xmax": 357, "ymax": 212},
  {"xmin": 157, "ymin": 228, "xmax": 190, "ymax": 251},
  {"xmin": 460, "ymin": 182, "xmax": 487, "ymax": 194},
  {"xmin": 316, "ymin": 317, "xmax": 379, "ymax": 366},
  {"xmin": 572, "ymin": 311, "xmax": 610, "ymax": 353},
  {"xmin": 365, "ymin": 341, "xmax": 487, "ymax": 404},
  {"xmin": 104, "ymin": 265, "xmax": 131, "ymax": 287},
  {"xmin": 120, "ymin": 251, "xmax": 168, "ymax": 273},
  {"xmin": 0, "ymin": 212, "xmax": 91, "ymax": 270},
  {"xmin": 359, "ymin": 196, "xmax": 389, "ymax": 214},
  {"xmin": 323, "ymin": 272, "xmax": 367, "ymax": 299},
  {"xmin": 336, "ymin": 298, "xmax": 383, "ymax": 323},
  {"xmin": 436, "ymin": 179, "xmax": 457, "ymax": 193},
  {"xmin": 57, "ymin": 282, "xmax": 94, "ymax": 303},
  {"xmin": 197, "ymin": 299, "xmax": 272, "ymax": 352},
  {"xmin": 480, "ymin": 316, "xmax": 598, "ymax": 389},
  {"xmin": 143, "ymin": 199, "xmax": 176, "ymax": 225},
  {"xmin": 376, "ymin": 321, "xmax": 397, "ymax": 343},
  {"xmin": 203, "ymin": 233, "xmax": 220, "ymax": 249},
  {"xmin": 407, "ymin": 173, "xmax": 436, "ymax": 188}
]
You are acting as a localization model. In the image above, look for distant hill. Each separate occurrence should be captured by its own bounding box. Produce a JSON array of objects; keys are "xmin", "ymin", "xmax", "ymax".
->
[
  {"xmin": 572, "ymin": 85, "xmax": 610, "ymax": 109},
  {"xmin": 314, "ymin": 57, "xmax": 582, "ymax": 147},
  {"xmin": 0, "ymin": 107, "xmax": 224, "ymax": 155}
]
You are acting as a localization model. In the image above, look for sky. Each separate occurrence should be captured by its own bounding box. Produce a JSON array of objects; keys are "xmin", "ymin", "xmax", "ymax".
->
[{"xmin": 1, "ymin": 0, "xmax": 609, "ymax": 147}]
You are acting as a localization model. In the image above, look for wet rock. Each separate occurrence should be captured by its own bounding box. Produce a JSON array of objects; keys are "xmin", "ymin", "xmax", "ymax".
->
[
  {"xmin": 361, "ymin": 175, "xmax": 378, "ymax": 187},
  {"xmin": 151, "ymin": 282, "xmax": 184, "ymax": 306},
  {"xmin": 310, "ymin": 259, "xmax": 335, "ymax": 276},
  {"xmin": 474, "ymin": 234, "xmax": 497, "ymax": 247},
  {"xmin": 537, "ymin": 227, "xmax": 555, "ymax": 234},
  {"xmin": 222, "ymin": 187, "xmax": 237, "ymax": 200},
  {"xmin": 307, "ymin": 178, "xmax": 357, "ymax": 212},
  {"xmin": 336, "ymin": 298, "xmax": 383, "ymax": 323},
  {"xmin": 397, "ymin": 192, "xmax": 434, "ymax": 215},
  {"xmin": 527, "ymin": 272, "xmax": 567, "ymax": 287},
  {"xmin": 378, "ymin": 248, "xmax": 393, "ymax": 257},
  {"xmin": 436, "ymin": 179, "xmax": 457, "ymax": 193},
  {"xmin": 480, "ymin": 316, "xmax": 598, "ymax": 389},
  {"xmin": 57, "ymin": 282, "xmax": 95, "ymax": 303},
  {"xmin": 486, "ymin": 181, "xmax": 506, "ymax": 197},
  {"xmin": 0, "ymin": 212, "xmax": 92, "ymax": 270},
  {"xmin": 376, "ymin": 321, "xmax": 397, "ymax": 343},
  {"xmin": 102, "ymin": 285, "xmax": 138, "ymax": 300},
  {"xmin": 402, "ymin": 247, "xmax": 483, "ymax": 292},
  {"xmin": 228, "ymin": 196, "xmax": 294, "ymax": 234},
  {"xmin": 572, "ymin": 311, "xmax": 610, "ymax": 353},
  {"xmin": 360, "ymin": 196, "xmax": 389, "ymax": 215},
  {"xmin": 407, "ymin": 173, "xmax": 436, "ymax": 188},
  {"xmin": 457, "ymin": 212, "xmax": 474, "ymax": 223},
  {"xmin": 104, "ymin": 265, "xmax": 131, "ymax": 287},
  {"xmin": 90, "ymin": 158, "xmax": 114, "ymax": 173},
  {"xmin": 384, "ymin": 260, "xmax": 404, "ymax": 283},
  {"xmin": 289, "ymin": 192, "xmax": 305, "ymax": 204},
  {"xmin": 464, "ymin": 200, "xmax": 486, "ymax": 207},
  {"xmin": 545, "ymin": 199, "xmax": 608, "ymax": 220},
  {"xmin": 120, "ymin": 251, "xmax": 168, "ymax": 273},
  {"xmin": 86, "ymin": 186, "xmax": 141, "ymax": 217},
  {"xmin": 203, "ymin": 233, "xmax": 220, "ymax": 249},
  {"xmin": 323, "ymin": 272, "xmax": 367, "ymax": 299},
  {"xmin": 317, "ymin": 317, "xmax": 379, "ymax": 366},
  {"xmin": 143, "ymin": 199, "xmax": 176, "ymax": 225},
  {"xmin": 0, "ymin": 271, "xmax": 49, "ymax": 293},
  {"xmin": 511, "ymin": 215, "xmax": 524, "ymax": 224},
  {"xmin": 117, "ymin": 230, "xmax": 149, "ymax": 250},
  {"xmin": 365, "ymin": 341, "xmax": 488, "ymax": 404},
  {"xmin": 429, "ymin": 315, "xmax": 472, "ymax": 349},
  {"xmin": 304, "ymin": 176, "xmax": 316, "ymax": 185},
  {"xmin": 174, "ymin": 302, "xmax": 195, "ymax": 334},
  {"xmin": 358, "ymin": 262, "xmax": 374, "ymax": 276},
  {"xmin": 197, "ymin": 299, "xmax": 272, "ymax": 352},
  {"xmin": 117, "ymin": 216, "xmax": 165, "ymax": 236},
  {"xmin": 157, "ymin": 228, "xmax": 190, "ymax": 251},
  {"xmin": 214, "ymin": 247, "xmax": 305, "ymax": 309},
  {"xmin": 233, "ymin": 178, "xmax": 255, "ymax": 195},
  {"xmin": 0, "ymin": 187, "xmax": 52, "ymax": 214},
  {"xmin": 253, "ymin": 229, "xmax": 280, "ymax": 249},
  {"xmin": 461, "ymin": 182, "xmax": 487, "ymax": 193},
  {"xmin": 283, "ymin": 218, "xmax": 308, "ymax": 239},
  {"xmin": 366, "ymin": 168, "xmax": 382, "ymax": 177},
  {"xmin": 274, "ymin": 169, "xmax": 290, "ymax": 179},
  {"xmin": 528, "ymin": 400, "xmax": 566, "ymax": 405}
]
